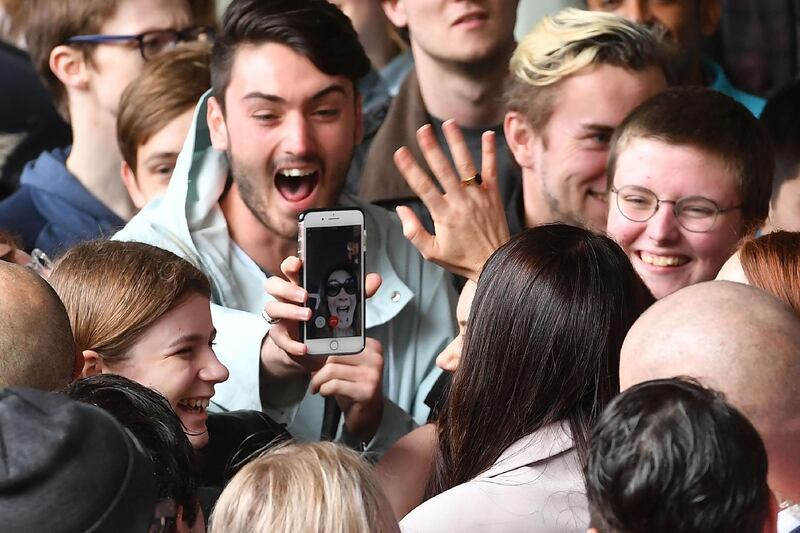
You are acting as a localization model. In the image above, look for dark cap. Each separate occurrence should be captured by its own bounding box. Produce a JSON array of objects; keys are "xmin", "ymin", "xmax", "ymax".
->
[{"xmin": 0, "ymin": 388, "xmax": 157, "ymax": 533}]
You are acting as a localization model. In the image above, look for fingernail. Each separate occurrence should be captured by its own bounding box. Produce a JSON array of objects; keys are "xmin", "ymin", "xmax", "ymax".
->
[{"xmin": 295, "ymin": 289, "xmax": 306, "ymax": 301}]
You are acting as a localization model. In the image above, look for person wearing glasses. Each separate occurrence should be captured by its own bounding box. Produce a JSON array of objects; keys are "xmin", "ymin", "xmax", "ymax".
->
[
  {"xmin": 605, "ymin": 86, "xmax": 773, "ymax": 299},
  {"xmin": 0, "ymin": 0, "xmax": 209, "ymax": 257},
  {"xmin": 318, "ymin": 265, "xmax": 360, "ymax": 338}
]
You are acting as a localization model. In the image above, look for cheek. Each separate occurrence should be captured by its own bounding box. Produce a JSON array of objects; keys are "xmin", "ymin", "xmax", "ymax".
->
[
  {"xmin": 606, "ymin": 211, "xmax": 641, "ymax": 248},
  {"xmin": 689, "ymin": 232, "xmax": 739, "ymax": 268}
]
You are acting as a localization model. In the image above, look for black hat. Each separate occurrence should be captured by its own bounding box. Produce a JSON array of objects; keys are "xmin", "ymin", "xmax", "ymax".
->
[{"xmin": 0, "ymin": 388, "xmax": 157, "ymax": 533}]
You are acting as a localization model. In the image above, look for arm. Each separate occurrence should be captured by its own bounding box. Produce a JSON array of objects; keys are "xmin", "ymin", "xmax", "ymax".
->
[{"xmin": 376, "ymin": 423, "xmax": 437, "ymax": 519}]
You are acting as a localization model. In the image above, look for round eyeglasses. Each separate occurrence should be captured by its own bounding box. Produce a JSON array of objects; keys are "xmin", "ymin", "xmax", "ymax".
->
[
  {"xmin": 610, "ymin": 185, "xmax": 742, "ymax": 233},
  {"xmin": 66, "ymin": 26, "xmax": 214, "ymax": 60},
  {"xmin": 325, "ymin": 278, "xmax": 357, "ymax": 297}
]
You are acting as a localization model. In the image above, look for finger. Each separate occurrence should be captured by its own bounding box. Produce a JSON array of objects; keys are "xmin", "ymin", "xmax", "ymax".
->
[
  {"xmin": 316, "ymin": 379, "xmax": 372, "ymax": 400},
  {"xmin": 264, "ymin": 300, "xmax": 311, "ymax": 322},
  {"xmin": 395, "ymin": 206, "xmax": 437, "ymax": 262},
  {"xmin": 365, "ymin": 273, "xmax": 381, "ymax": 298},
  {"xmin": 393, "ymin": 147, "xmax": 447, "ymax": 214},
  {"xmin": 415, "ymin": 124, "xmax": 462, "ymax": 195},
  {"xmin": 280, "ymin": 256, "xmax": 303, "ymax": 285},
  {"xmin": 267, "ymin": 326, "xmax": 308, "ymax": 356},
  {"xmin": 442, "ymin": 119, "xmax": 478, "ymax": 181},
  {"xmin": 480, "ymin": 130, "xmax": 498, "ymax": 189},
  {"xmin": 265, "ymin": 276, "xmax": 307, "ymax": 304}
]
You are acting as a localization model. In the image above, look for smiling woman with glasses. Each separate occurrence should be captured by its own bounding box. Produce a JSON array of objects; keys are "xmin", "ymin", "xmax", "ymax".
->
[
  {"xmin": 66, "ymin": 26, "xmax": 214, "ymax": 60},
  {"xmin": 605, "ymin": 87, "xmax": 773, "ymax": 299},
  {"xmin": 318, "ymin": 264, "xmax": 360, "ymax": 338}
]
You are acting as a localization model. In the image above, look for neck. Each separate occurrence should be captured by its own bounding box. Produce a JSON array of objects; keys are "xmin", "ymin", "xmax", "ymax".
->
[
  {"xmin": 365, "ymin": 34, "xmax": 401, "ymax": 70},
  {"xmin": 66, "ymin": 102, "xmax": 136, "ymax": 220},
  {"xmin": 413, "ymin": 44, "xmax": 513, "ymax": 127},
  {"xmin": 219, "ymin": 182, "xmax": 295, "ymax": 276}
]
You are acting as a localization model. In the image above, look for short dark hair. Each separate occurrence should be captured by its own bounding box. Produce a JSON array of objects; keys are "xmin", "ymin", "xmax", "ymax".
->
[
  {"xmin": 66, "ymin": 374, "xmax": 200, "ymax": 530},
  {"xmin": 585, "ymin": 378, "xmax": 771, "ymax": 533},
  {"xmin": 210, "ymin": 0, "xmax": 370, "ymax": 111},
  {"xmin": 760, "ymin": 80, "xmax": 800, "ymax": 200},
  {"xmin": 607, "ymin": 87, "xmax": 774, "ymax": 232},
  {"xmin": 428, "ymin": 224, "xmax": 654, "ymax": 497}
]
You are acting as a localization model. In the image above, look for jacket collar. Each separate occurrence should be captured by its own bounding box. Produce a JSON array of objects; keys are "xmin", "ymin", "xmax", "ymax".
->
[{"xmin": 479, "ymin": 421, "xmax": 575, "ymax": 479}]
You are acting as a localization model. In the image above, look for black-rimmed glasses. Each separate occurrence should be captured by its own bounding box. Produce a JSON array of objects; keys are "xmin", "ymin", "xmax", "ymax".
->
[
  {"xmin": 610, "ymin": 185, "xmax": 742, "ymax": 233},
  {"xmin": 325, "ymin": 278, "xmax": 357, "ymax": 297},
  {"xmin": 66, "ymin": 26, "xmax": 214, "ymax": 60}
]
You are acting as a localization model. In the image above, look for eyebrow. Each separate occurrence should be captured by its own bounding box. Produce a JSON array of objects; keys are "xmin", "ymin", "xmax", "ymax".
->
[
  {"xmin": 167, "ymin": 328, "xmax": 216, "ymax": 349},
  {"xmin": 242, "ymin": 84, "xmax": 349, "ymax": 104},
  {"xmin": 580, "ymin": 123, "xmax": 615, "ymax": 136},
  {"xmin": 143, "ymin": 152, "xmax": 179, "ymax": 165}
]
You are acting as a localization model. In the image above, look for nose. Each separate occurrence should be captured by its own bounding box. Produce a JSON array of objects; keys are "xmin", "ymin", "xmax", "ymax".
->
[
  {"xmin": 618, "ymin": 0, "xmax": 652, "ymax": 24},
  {"xmin": 645, "ymin": 202, "xmax": 682, "ymax": 245},
  {"xmin": 436, "ymin": 336, "xmax": 462, "ymax": 373},
  {"xmin": 282, "ymin": 112, "xmax": 314, "ymax": 156},
  {"xmin": 200, "ymin": 348, "xmax": 230, "ymax": 384}
]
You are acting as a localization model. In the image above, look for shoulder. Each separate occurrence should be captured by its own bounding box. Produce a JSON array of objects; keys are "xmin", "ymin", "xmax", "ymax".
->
[{"xmin": 0, "ymin": 185, "xmax": 45, "ymax": 249}]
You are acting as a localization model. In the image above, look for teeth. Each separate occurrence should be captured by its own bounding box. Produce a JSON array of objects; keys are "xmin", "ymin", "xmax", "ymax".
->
[
  {"xmin": 640, "ymin": 252, "xmax": 687, "ymax": 267},
  {"xmin": 279, "ymin": 168, "xmax": 315, "ymax": 177},
  {"xmin": 178, "ymin": 398, "xmax": 209, "ymax": 410}
]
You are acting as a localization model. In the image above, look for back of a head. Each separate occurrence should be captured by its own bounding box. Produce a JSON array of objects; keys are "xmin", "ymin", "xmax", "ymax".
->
[
  {"xmin": 0, "ymin": 262, "xmax": 75, "ymax": 390},
  {"xmin": 620, "ymin": 281, "xmax": 800, "ymax": 501},
  {"xmin": 0, "ymin": 387, "xmax": 157, "ymax": 533},
  {"xmin": 504, "ymin": 8, "xmax": 669, "ymax": 131},
  {"xmin": 586, "ymin": 378, "xmax": 771, "ymax": 533},
  {"xmin": 48, "ymin": 240, "xmax": 210, "ymax": 361},
  {"xmin": 66, "ymin": 374, "xmax": 199, "ymax": 530},
  {"xmin": 431, "ymin": 224, "xmax": 654, "ymax": 495},
  {"xmin": 760, "ymin": 80, "xmax": 800, "ymax": 198},
  {"xmin": 208, "ymin": 441, "xmax": 398, "ymax": 533},
  {"xmin": 210, "ymin": 0, "xmax": 370, "ymax": 111},
  {"xmin": 739, "ymin": 231, "xmax": 800, "ymax": 315},
  {"xmin": 117, "ymin": 41, "xmax": 212, "ymax": 171},
  {"xmin": 607, "ymin": 86, "xmax": 773, "ymax": 232}
]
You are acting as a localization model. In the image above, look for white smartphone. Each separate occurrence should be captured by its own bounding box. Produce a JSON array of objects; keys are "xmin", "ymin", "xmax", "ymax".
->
[{"xmin": 298, "ymin": 208, "xmax": 366, "ymax": 355}]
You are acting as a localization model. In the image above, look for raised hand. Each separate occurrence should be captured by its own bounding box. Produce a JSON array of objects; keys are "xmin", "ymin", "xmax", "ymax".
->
[{"xmin": 394, "ymin": 119, "xmax": 511, "ymax": 281}]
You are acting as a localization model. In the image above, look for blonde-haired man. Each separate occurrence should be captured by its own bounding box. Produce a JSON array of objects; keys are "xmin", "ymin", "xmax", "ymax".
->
[{"xmin": 392, "ymin": 9, "xmax": 670, "ymax": 281}]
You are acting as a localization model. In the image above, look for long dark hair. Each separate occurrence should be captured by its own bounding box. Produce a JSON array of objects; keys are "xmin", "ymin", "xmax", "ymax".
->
[{"xmin": 427, "ymin": 224, "xmax": 654, "ymax": 498}]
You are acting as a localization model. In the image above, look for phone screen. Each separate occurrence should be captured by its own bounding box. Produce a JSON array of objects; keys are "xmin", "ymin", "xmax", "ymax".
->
[{"xmin": 304, "ymin": 225, "xmax": 363, "ymax": 340}]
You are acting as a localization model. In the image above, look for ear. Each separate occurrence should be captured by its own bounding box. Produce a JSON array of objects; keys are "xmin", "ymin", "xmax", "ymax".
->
[
  {"xmin": 49, "ymin": 44, "xmax": 90, "ymax": 90},
  {"xmin": 381, "ymin": 0, "xmax": 408, "ymax": 29},
  {"xmin": 80, "ymin": 349, "xmax": 107, "ymax": 377},
  {"xmin": 207, "ymin": 96, "xmax": 230, "ymax": 151},
  {"xmin": 699, "ymin": 0, "xmax": 722, "ymax": 37},
  {"xmin": 120, "ymin": 160, "xmax": 146, "ymax": 209},
  {"xmin": 504, "ymin": 111, "xmax": 540, "ymax": 170}
]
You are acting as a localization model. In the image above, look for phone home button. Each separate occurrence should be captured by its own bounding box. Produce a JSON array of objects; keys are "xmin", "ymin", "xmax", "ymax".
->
[{"xmin": 329, "ymin": 340, "xmax": 339, "ymax": 351}]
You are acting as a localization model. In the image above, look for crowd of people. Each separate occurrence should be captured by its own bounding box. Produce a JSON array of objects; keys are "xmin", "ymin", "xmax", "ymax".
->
[{"xmin": 0, "ymin": 0, "xmax": 798, "ymax": 531}]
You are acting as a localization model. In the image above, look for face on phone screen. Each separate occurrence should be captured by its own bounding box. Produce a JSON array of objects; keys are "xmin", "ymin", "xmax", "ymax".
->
[{"xmin": 305, "ymin": 225, "xmax": 363, "ymax": 339}]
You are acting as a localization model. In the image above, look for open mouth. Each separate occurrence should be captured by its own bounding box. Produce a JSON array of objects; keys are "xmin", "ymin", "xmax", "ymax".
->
[
  {"xmin": 177, "ymin": 397, "xmax": 210, "ymax": 414},
  {"xmin": 275, "ymin": 168, "xmax": 319, "ymax": 203},
  {"xmin": 639, "ymin": 251, "xmax": 689, "ymax": 268},
  {"xmin": 453, "ymin": 11, "xmax": 488, "ymax": 26}
]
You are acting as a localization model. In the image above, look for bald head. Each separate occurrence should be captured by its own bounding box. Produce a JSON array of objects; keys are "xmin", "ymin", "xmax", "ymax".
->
[
  {"xmin": 0, "ymin": 263, "xmax": 76, "ymax": 390},
  {"xmin": 621, "ymin": 281, "xmax": 800, "ymax": 501}
]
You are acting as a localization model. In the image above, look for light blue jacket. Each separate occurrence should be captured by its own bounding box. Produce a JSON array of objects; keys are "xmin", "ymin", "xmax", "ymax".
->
[{"xmin": 114, "ymin": 93, "xmax": 457, "ymax": 457}]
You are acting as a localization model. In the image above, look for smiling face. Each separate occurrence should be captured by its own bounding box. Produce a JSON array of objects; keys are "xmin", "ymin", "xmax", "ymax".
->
[
  {"xmin": 105, "ymin": 294, "xmax": 229, "ymax": 448},
  {"xmin": 326, "ymin": 269, "xmax": 357, "ymax": 331},
  {"xmin": 86, "ymin": 0, "xmax": 192, "ymax": 118},
  {"xmin": 384, "ymin": 0, "xmax": 518, "ymax": 66},
  {"xmin": 208, "ymin": 43, "xmax": 362, "ymax": 240},
  {"xmin": 607, "ymin": 137, "xmax": 745, "ymax": 299},
  {"xmin": 515, "ymin": 64, "xmax": 667, "ymax": 231}
]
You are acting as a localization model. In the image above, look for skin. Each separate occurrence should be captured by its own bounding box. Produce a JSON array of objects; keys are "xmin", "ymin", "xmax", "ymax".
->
[
  {"xmin": 121, "ymin": 107, "xmax": 195, "ymax": 209},
  {"xmin": 435, "ymin": 280, "xmax": 476, "ymax": 372},
  {"xmin": 714, "ymin": 251, "xmax": 750, "ymax": 284},
  {"xmin": 82, "ymin": 294, "xmax": 230, "ymax": 449},
  {"xmin": 585, "ymin": 0, "xmax": 721, "ymax": 84},
  {"xmin": 619, "ymin": 281, "xmax": 800, "ymax": 503},
  {"xmin": 506, "ymin": 64, "xmax": 668, "ymax": 232},
  {"xmin": 606, "ymin": 138, "xmax": 745, "ymax": 299},
  {"xmin": 766, "ymin": 177, "xmax": 800, "ymax": 233},
  {"xmin": 209, "ymin": 42, "xmax": 362, "ymax": 275},
  {"xmin": 326, "ymin": 270, "xmax": 357, "ymax": 335}
]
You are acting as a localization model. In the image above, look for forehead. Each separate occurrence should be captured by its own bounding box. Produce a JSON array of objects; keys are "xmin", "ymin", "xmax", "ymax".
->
[
  {"xmin": 101, "ymin": 0, "xmax": 191, "ymax": 34},
  {"xmin": 545, "ymin": 64, "xmax": 666, "ymax": 134},
  {"xmin": 227, "ymin": 42, "xmax": 355, "ymax": 102},
  {"xmin": 328, "ymin": 270, "xmax": 353, "ymax": 282},
  {"xmin": 614, "ymin": 137, "xmax": 740, "ymax": 199}
]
